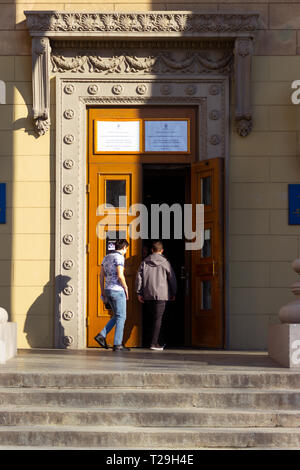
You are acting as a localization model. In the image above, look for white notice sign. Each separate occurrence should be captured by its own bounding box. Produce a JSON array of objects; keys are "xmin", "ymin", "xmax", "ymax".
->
[
  {"xmin": 145, "ymin": 120, "xmax": 188, "ymax": 152},
  {"xmin": 97, "ymin": 121, "xmax": 140, "ymax": 152}
]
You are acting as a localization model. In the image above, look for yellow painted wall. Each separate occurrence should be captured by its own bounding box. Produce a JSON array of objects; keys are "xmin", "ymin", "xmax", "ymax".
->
[{"xmin": 0, "ymin": 0, "xmax": 300, "ymax": 349}]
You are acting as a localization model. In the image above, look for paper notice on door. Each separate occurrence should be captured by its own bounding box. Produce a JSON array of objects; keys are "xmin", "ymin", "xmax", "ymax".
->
[
  {"xmin": 145, "ymin": 120, "xmax": 189, "ymax": 152},
  {"xmin": 97, "ymin": 121, "xmax": 140, "ymax": 152}
]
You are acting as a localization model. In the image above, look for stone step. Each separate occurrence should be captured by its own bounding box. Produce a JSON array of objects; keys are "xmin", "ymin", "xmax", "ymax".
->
[
  {"xmin": 0, "ymin": 406, "xmax": 300, "ymax": 428},
  {"xmin": 1, "ymin": 370, "xmax": 300, "ymax": 389},
  {"xmin": 1, "ymin": 387, "xmax": 300, "ymax": 409},
  {"xmin": 0, "ymin": 425, "xmax": 300, "ymax": 448}
]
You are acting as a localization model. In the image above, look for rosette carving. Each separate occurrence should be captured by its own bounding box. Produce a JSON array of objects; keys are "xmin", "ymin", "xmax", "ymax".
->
[
  {"xmin": 63, "ymin": 184, "xmax": 74, "ymax": 194},
  {"xmin": 210, "ymin": 134, "xmax": 221, "ymax": 145},
  {"xmin": 62, "ymin": 310, "xmax": 74, "ymax": 321},
  {"xmin": 63, "ymin": 335, "xmax": 74, "ymax": 346},
  {"xmin": 112, "ymin": 84, "xmax": 123, "ymax": 95},
  {"xmin": 63, "ymin": 234, "xmax": 74, "ymax": 245},
  {"xmin": 88, "ymin": 84, "xmax": 98, "ymax": 95},
  {"xmin": 63, "ymin": 209, "xmax": 73, "ymax": 220},
  {"xmin": 63, "ymin": 285, "xmax": 74, "ymax": 295},
  {"xmin": 64, "ymin": 109, "xmax": 74, "ymax": 120},
  {"xmin": 63, "ymin": 259, "xmax": 74, "ymax": 270},
  {"xmin": 64, "ymin": 134, "xmax": 75, "ymax": 144},
  {"xmin": 64, "ymin": 84, "xmax": 75, "ymax": 94},
  {"xmin": 63, "ymin": 159, "xmax": 74, "ymax": 169}
]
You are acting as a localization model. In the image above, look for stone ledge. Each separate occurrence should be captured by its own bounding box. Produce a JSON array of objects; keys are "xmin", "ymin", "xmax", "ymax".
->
[
  {"xmin": 0, "ymin": 322, "xmax": 17, "ymax": 364},
  {"xmin": 268, "ymin": 324, "xmax": 300, "ymax": 368}
]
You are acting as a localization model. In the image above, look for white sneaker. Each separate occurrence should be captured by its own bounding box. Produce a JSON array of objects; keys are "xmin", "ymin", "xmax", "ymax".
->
[{"xmin": 150, "ymin": 345, "xmax": 164, "ymax": 351}]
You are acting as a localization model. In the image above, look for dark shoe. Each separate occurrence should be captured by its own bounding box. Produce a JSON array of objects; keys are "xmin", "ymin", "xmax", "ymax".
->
[
  {"xmin": 94, "ymin": 333, "xmax": 108, "ymax": 349},
  {"xmin": 113, "ymin": 345, "xmax": 131, "ymax": 351}
]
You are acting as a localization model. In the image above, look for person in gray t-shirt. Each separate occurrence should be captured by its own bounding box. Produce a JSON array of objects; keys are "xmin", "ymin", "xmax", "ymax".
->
[{"xmin": 94, "ymin": 239, "xmax": 130, "ymax": 352}]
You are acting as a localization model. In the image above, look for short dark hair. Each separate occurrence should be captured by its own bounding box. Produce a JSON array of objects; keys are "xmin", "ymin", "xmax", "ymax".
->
[
  {"xmin": 115, "ymin": 239, "xmax": 129, "ymax": 250},
  {"xmin": 152, "ymin": 240, "xmax": 163, "ymax": 253}
]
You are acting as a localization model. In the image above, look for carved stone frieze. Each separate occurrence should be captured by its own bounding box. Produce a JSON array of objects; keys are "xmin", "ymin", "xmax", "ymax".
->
[
  {"xmin": 51, "ymin": 50, "xmax": 234, "ymax": 75},
  {"xmin": 25, "ymin": 12, "xmax": 259, "ymax": 34}
]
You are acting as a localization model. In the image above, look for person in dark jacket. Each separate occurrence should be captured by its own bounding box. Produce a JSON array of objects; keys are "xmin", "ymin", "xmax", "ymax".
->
[{"xmin": 135, "ymin": 240, "xmax": 177, "ymax": 350}]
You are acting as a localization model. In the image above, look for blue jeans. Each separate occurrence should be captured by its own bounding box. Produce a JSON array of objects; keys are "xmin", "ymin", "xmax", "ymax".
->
[{"xmin": 100, "ymin": 289, "xmax": 127, "ymax": 346}]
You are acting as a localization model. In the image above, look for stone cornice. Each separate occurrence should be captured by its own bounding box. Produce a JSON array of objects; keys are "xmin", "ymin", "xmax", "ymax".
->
[
  {"xmin": 25, "ymin": 10, "xmax": 259, "ymax": 137},
  {"xmin": 25, "ymin": 11, "xmax": 259, "ymax": 38}
]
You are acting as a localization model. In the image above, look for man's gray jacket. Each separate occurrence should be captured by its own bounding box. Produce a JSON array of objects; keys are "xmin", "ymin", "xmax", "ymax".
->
[{"xmin": 135, "ymin": 253, "xmax": 177, "ymax": 301}]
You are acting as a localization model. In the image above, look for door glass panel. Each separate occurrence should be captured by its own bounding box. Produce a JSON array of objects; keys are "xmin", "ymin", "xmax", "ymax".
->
[
  {"xmin": 201, "ymin": 229, "xmax": 211, "ymax": 258},
  {"xmin": 201, "ymin": 176, "xmax": 211, "ymax": 205},
  {"xmin": 201, "ymin": 280, "xmax": 212, "ymax": 310},
  {"xmin": 106, "ymin": 180, "xmax": 126, "ymax": 207},
  {"xmin": 105, "ymin": 230, "xmax": 127, "ymax": 254}
]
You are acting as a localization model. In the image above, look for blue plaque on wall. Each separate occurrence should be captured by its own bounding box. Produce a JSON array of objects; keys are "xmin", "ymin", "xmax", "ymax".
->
[
  {"xmin": 0, "ymin": 183, "xmax": 5, "ymax": 224},
  {"xmin": 289, "ymin": 184, "xmax": 300, "ymax": 225}
]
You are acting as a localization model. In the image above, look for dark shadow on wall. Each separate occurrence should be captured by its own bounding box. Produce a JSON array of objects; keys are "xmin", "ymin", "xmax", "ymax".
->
[
  {"xmin": 24, "ymin": 275, "xmax": 70, "ymax": 348},
  {"xmin": 13, "ymin": 70, "xmax": 56, "ymax": 347}
]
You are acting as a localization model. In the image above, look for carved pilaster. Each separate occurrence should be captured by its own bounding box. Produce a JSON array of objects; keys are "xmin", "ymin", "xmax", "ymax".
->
[
  {"xmin": 234, "ymin": 37, "xmax": 253, "ymax": 137},
  {"xmin": 32, "ymin": 37, "xmax": 51, "ymax": 136}
]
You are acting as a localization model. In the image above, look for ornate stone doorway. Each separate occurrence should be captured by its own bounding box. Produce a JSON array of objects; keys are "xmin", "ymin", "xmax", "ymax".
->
[{"xmin": 25, "ymin": 11, "xmax": 258, "ymax": 349}]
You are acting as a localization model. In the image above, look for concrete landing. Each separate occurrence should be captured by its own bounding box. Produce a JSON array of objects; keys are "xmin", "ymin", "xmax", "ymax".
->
[{"xmin": 0, "ymin": 348, "xmax": 293, "ymax": 374}]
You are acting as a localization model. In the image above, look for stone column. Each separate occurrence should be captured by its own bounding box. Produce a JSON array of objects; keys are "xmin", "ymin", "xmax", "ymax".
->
[
  {"xmin": 32, "ymin": 37, "xmax": 51, "ymax": 136},
  {"xmin": 234, "ymin": 37, "xmax": 253, "ymax": 137},
  {"xmin": 268, "ymin": 259, "xmax": 300, "ymax": 368}
]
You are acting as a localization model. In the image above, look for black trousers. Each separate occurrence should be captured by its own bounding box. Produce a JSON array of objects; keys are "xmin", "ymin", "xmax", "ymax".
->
[{"xmin": 144, "ymin": 300, "xmax": 166, "ymax": 347}]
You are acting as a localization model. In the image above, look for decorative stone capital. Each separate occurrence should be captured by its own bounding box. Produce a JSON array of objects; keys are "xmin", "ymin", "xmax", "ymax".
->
[
  {"xmin": 32, "ymin": 37, "xmax": 51, "ymax": 136},
  {"xmin": 278, "ymin": 259, "xmax": 300, "ymax": 324}
]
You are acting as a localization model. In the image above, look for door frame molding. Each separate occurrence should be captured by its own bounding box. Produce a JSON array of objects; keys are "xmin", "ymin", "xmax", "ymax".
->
[{"xmin": 55, "ymin": 76, "xmax": 229, "ymax": 348}]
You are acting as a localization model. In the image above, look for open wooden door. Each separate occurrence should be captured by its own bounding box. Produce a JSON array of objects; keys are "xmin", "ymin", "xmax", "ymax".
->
[
  {"xmin": 190, "ymin": 157, "xmax": 225, "ymax": 348},
  {"xmin": 87, "ymin": 163, "xmax": 142, "ymax": 347}
]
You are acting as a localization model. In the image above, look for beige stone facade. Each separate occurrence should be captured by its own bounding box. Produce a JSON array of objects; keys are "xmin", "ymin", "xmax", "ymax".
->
[{"xmin": 1, "ymin": 0, "xmax": 300, "ymax": 350}]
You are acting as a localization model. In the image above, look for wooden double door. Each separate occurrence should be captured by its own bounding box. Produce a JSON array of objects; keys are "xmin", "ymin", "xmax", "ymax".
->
[{"xmin": 86, "ymin": 107, "xmax": 225, "ymax": 348}]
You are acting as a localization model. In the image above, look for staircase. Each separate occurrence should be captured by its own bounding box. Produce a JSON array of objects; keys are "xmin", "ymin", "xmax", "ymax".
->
[{"xmin": 0, "ymin": 367, "xmax": 300, "ymax": 449}]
